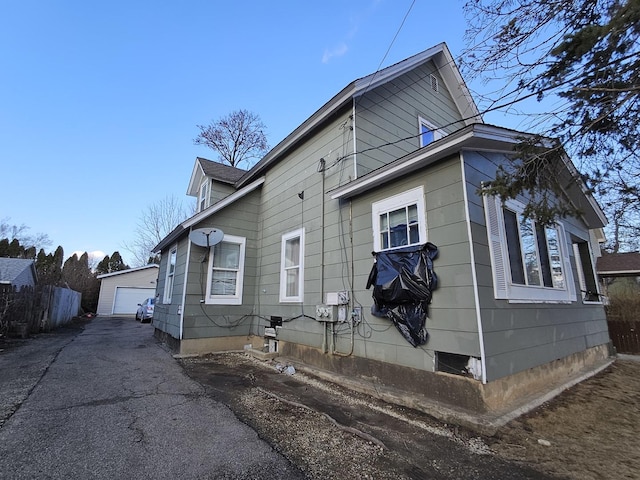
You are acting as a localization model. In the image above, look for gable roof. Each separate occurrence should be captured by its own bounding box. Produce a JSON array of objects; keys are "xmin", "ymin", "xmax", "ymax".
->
[
  {"xmin": 187, "ymin": 157, "xmax": 247, "ymax": 197},
  {"xmin": 0, "ymin": 258, "xmax": 37, "ymax": 286},
  {"xmin": 96, "ymin": 264, "xmax": 159, "ymax": 280},
  {"xmin": 236, "ymin": 42, "xmax": 481, "ymax": 189},
  {"xmin": 597, "ymin": 252, "xmax": 640, "ymax": 275},
  {"xmin": 154, "ymin": 177, "xmax": 266, "ymax": 253}
]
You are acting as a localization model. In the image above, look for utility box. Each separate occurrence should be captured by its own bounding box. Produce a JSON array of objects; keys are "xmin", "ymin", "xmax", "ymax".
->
[
  {"xmin": 325, "ymin": 291, "xmax": 350, "ymax": 305},
  {"xmin": 315, "ymin": 304, "xmax": 336, "ymax": 322}
]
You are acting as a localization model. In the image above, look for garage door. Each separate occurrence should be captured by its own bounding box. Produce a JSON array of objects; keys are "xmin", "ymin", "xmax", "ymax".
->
[{"xmin": 113, "ymin": 287, "xmax": 156, "ymax": 315}]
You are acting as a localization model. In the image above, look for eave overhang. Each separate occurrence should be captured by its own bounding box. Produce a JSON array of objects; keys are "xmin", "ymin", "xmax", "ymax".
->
[
  {"xmin": 153, "ymin": 177, "xmax": 265, "ymax": 253},
  {"xmin": 329, "ymin": 123, "xmax": 607, "ymax": 229}
]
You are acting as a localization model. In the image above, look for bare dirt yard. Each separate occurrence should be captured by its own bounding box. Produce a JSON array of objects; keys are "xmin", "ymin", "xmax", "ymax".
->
[{"xmin": 181, "ymin": 353, "xmax": 640, "ymax": 480}]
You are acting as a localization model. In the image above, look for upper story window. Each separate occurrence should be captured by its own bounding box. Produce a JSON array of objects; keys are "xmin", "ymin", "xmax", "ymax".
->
[
  {"xmin": 372, "ymin": 187, "xmax": 427, "ymax": 252},
  {"xmin": 163, "ymin": 246, "xmax": 177, "ymax": 304},
  {"xmin": 280, "ymin": 228, "xmax": 304, "ymax": 302},
  {"xmin": 418, "ymin": 117, "xmax": 442, "ymax": 147},
  {"xmin": 205, "ymin": 235, "xmax": 246, "ymax": 305},
  {"xmin": 484, "ymin": 195, "xmax": 575, "ymax": 303},
  {"xmin": 199, "ymin": 179, "xmax": 211, "ymax": 212}
]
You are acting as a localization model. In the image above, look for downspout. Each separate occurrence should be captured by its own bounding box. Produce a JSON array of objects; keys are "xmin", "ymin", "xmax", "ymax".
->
[
  {"xmin": 179, "ymin": 228, "xmax": 193, "ymax": 340},
  {"xmin": 321, "ymin": 158, "xmax": 328, "ymax": 353},
  {"xmin": 460, "ymin": 152, "xmax": 487, "ymax": 383}
]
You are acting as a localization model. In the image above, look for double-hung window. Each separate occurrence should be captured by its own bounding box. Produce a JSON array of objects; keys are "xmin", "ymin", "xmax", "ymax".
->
[
  {"xmin": 205, "ymin": 235, "xmax": 246, "ymax": 305},
  {"xmin": 163, "ymin": 246, "xmax": 177, "ymax": 304},
  {"xmin": 418, "ymin": 117, "xmax": 441, "ymax": 147},
  {"xmin": 199, "ymin": 179, "xmax": 211, "ymax": 212},
  {"xmin": 280, "ymin": 228, "xmax": 304, "ymax": 302},
  {"xmin": 484, "ymin": 195, "xmax": 575, "ymax": 302},
  {"xmin": 372, "ymin": 187, "xmax": 427, "ymax": 252}
]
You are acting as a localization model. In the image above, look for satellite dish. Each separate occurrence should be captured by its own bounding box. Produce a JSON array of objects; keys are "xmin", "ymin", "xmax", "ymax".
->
[{"xmin": 189, "ymin": 228, "xmax": 224, "ymax": 248}]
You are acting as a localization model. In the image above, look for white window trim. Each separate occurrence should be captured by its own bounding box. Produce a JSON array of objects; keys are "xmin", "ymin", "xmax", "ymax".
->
[
  {"xmin": 483, "ymin": 195, "xmax": 576, "ymax": 303},
  {"xmin": 279, "ymin": 228, "xmax": 305, "ymax": 303},
  {"xmin": 205, "ymin": 234, "xmax": 246, "ymax": 305},
  {"xmin": 418, "ymin": 116, "xmax": 442, "ymax": 147},
  {"xmin": 163, "ymin": 245, "xmax": 178, "ymax": 304},
  {"xmin": 199, "ymin": 179, "xmax": 210, "ymax": 212},
  {"xmin": 572, "ymin": 241, "xmax": 603, "ymax": 305},
  {"xmin": 371, "ymin": 186, "xmax": 427, "ymax": 252}
]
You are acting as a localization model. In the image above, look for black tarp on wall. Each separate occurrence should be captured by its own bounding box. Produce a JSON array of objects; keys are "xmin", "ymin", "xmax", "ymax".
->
[{"xmin": 366, "ymin": 243, "xmax": 438, "ymax": 347}]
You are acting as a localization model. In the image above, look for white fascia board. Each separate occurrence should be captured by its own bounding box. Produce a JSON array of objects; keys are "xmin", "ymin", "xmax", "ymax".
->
[
  {"xmin": 353, "ymin": 43, "xmax": 445, "ymax": 96},
  {"xmin": 153, "ymin": 177, "xmax": 265, "ymax": 254},
  {"xmin": 186, "ymin": 159, "xmax": 206, "ymax": 197},
  {"xmin": 183, "ymin": 177, "xmax": 265, "ymax": 229},
  {"xmin": 330, "ymin": 124, "xmax": 520, "ymax": 199},
  {"xmin": 96, "ymin": 264, "xmax": 159, "ymax": 279},
  {"xmin": 236, "ymin": 87, "xmax": 355, "ymax": 188},
  {"xmin": 434, "ymin": 44, "xmax": 482, "ymax": 125}
]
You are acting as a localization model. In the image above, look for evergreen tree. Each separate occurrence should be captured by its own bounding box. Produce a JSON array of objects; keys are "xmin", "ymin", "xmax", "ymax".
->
[
  {"xmin": 463, "ymin": 0, "xmax": 640, "ymax": 244},
  {"xmin": 95, "ymin": 255, "xmax": 111, "ymax": 275},
  {"xmin": 62, "ymin": 252, "xmax": 100, "ymax": 313},
  {"xmin": 0, "ymin": 239, "xmax": 9, "ymax": 257},
  {"xmin": 108, "ymin": 251, "xmax": 128, "ymax": 272},
  {"xmin": 36, "ymin": 246, "xmax": 64, "ymax": 286}
]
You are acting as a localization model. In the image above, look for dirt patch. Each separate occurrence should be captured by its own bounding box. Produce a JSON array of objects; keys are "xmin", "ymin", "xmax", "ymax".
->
[
  {"xmin": 489, "ymin": 360, "xmax": 640, "ymax": 480},
  {"xmin": 181, "ymin": 353, "xmax": 558, "ymax": 479}
]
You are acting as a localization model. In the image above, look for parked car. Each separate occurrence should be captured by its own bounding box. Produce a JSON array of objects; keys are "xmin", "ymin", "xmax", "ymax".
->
[{"xmin": 135, "ymin": 298, "xmax": 154, "ymax": 323}]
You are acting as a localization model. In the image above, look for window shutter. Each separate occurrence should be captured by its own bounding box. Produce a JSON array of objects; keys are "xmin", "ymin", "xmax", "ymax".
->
[
  {"xmin": 572, "ymin": 243, "xmax": 587, "ymax": 301},
  {"xmin": 483, "ymin": 195, "xmax": 508, "ymax": 299},
  {"xmin": 558, "ymin": 224, "xmax": 576, "ymax": 300}
]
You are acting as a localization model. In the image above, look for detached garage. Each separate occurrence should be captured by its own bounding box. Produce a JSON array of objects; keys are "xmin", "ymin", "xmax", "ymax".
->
[{"xmin": 96, "ymin": 265, "xmax": 159, "ymax": 316}]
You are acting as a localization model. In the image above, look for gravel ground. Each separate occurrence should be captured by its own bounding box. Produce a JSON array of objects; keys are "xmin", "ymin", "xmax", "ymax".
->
[
  {"xmin": 181, "ymin": 353, "xmax": 550, "ymax": 479},
  {"xmin": 181, "ymin": 352, "xmax": 640, "ymax": 480}
]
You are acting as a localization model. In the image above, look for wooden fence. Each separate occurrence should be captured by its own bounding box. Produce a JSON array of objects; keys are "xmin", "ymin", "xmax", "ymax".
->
[
  {"xmin": 607, "ymin": 319, "xmax": 640, "ymax": 354},
  {"xmin": 0, "ymin": 284, "xmax": 81, "ymax": 338}
]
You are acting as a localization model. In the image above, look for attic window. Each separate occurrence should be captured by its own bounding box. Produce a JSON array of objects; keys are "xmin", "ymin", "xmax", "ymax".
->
[
  {"xmin": 418, "ymin": 117, "xmax": 442, "ymax": 148},
  {"xmin": 430, "ymin": 74, "xmax": 439, "ymax": 93},
  {"xmin": 199, "ymin": 179, "xmax": 211, "ymax": 212}
]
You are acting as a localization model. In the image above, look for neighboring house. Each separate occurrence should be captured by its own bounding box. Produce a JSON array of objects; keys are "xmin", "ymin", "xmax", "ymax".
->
[
  {"xmin": 597, "ymin": 252, "xmax": 640, "ymax": 297},
  {"xmin": 152, "ymin": 42, "xmax": 610, "ymax": 416},
  {"xmin": 0, "ymin": 258, "xmax": 37, "ymax": 290},
  {"xmin": 96, "ymin": 265, "xmax": 159, "ymax": 316}
]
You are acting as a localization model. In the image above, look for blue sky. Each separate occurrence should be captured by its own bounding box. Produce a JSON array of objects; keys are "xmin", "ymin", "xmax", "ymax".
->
[{"xmin": 1, "ymin": 0, "xmax": 513, "ymax": 265}]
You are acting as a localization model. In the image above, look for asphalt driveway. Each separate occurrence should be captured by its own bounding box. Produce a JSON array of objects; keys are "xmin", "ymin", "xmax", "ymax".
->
[{"xmin": 0, "ymin": 317, "xmax": 303, "ymax": 479}]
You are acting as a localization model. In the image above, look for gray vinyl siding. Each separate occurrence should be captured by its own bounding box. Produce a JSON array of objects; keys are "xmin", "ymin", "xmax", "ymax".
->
[
  {"xmin": 462, "ymin": 151, "xmax": 609, "ymax": 382},
  {"xmin": 181, "ymin": 188, "xmax": 262, "ymax": 340},
  {"xmin": 250, "ymin": 108, "xmax": 354, "ymax": 350},
  {"xmin": 153, "ymin": 239, "xmax": 189, "ymax": 340},
  {"xmin": 210, "ymin": 181, "xmax": 236, "ymax": 204},
  {"xmin": 327, "ymin": 155, "xmax": 481, "ymax": 372},
  {"xmin": 355, "ymin": 61, "xmax": 465, "ymax": 176}
]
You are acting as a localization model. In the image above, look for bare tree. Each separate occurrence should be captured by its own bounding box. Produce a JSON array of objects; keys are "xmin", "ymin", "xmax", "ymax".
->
[
  {"xmin": 123, "ymin": 195, "xmax": 190, "ymax": 267},
  {"xmin": 194, "ymin": 109, "xmax": 269, "ymax": 169},
  {"xmin": 0, "ymin": 218, "xmax": 52, "ymax": 253}
]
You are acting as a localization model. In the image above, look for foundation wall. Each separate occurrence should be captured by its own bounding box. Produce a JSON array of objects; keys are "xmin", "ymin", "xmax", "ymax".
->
[
  {"xmin": 279, "ymin": 340, "xmax": 613, "ymax": 416},
  {"xmin": 153, "ymin": 328, "xmax": 263, "ymax": 356}
]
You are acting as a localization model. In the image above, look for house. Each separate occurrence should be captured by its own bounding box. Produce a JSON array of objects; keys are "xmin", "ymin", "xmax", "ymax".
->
[
  {"xmin": 597, "ymin": 252, "xmax": 640, "ymax": 297},
  {"xmin": 152, "ymin": 42, "xmax": 611, "ymax": 418},
  {"xmin": 0, "ymin": 258, "xmax": 37, "ymax": 290},
  {"xmin": 96, "ymin": 265, "xmax": 159, "ymax": 316}
]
